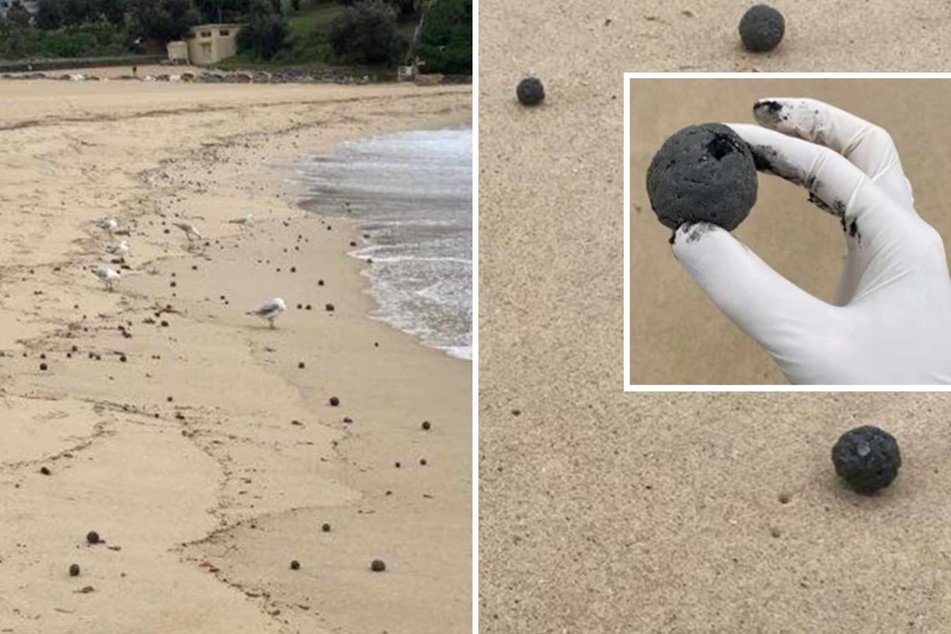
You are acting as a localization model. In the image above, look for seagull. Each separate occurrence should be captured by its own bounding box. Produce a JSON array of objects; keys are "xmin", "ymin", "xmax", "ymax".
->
[
  {"xmin": 92, "ymin": 265, "xmax": 120, "ymax": 291},
  {"xmin": 173, "ymin": 222, "xmax": 202, "ymax": 242},
  {"xmin": 247, "ymin": 297, "xmax": 286, "ymax": 328},
  {"xmin": 99, "ymin": 217, "xmax": 118, "ymax": 233},
  {"xmin": 105, "ymin": 240, "xmax": 130, "ymax": 259},
  {"xmin": 228, "ymin": 212, "xmax": 253, "ymax": 226}
]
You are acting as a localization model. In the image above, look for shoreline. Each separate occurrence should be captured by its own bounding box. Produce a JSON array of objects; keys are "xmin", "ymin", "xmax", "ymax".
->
[
  {"xmin": 0, "ymin": 81, "xmax": 471, "ymax": 633},
  {"xmin": 279, "ymin": 122, "xmax": 472, "ymax": 363}
]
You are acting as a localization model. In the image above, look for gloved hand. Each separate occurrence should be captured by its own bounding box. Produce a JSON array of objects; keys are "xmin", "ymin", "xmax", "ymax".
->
[{"xmin": 671, "ymin": 98, "xmax": 951, "ymax": 385}]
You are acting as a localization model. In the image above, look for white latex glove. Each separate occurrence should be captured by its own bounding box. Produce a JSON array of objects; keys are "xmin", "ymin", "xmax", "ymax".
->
[{"xmin": 671, "ymin": 98, "xmax": 951, "ymax": 385}]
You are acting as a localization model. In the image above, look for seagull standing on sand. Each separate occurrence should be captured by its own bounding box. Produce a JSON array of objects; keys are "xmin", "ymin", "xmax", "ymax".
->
[
  {"xmin": 173, "ymin": 222, "xmax": 202, "ymax": 242},
  {"xmin": 247, "ymin": 297, "xmax": 286, "ymax": 328},
  {"xmin": 92, "ymin": 265, "xmax": 120, "ymax": 291},
  {"xmin": 99, "ymin": 217, "xmax": 118, "ymax": 234},
  {"xmin": 105, "ymin": 239, "xmax": 130, "ymax": 260}
]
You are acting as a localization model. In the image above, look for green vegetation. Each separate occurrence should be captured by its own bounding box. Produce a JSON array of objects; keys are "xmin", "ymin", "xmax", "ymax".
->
[
  {"xmin": 0, "ymin": 0, "xmax": 471, "ymax": 76},
  {"xmin": 327, "ymin": 0, "xmax": 399, "ymax": 65},
  {"xmin": 235, "ymin": 0, "xmax": 287, "ymax": 60},
  {"xmin": 416, "ymin": 0, "xmax": 470, "ymax": 74}
]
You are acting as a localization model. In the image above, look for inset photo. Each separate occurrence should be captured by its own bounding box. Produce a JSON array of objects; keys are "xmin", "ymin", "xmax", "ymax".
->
[{"xmin": 625, "ymin": 75, "xmax": 951, "ymax": 388}]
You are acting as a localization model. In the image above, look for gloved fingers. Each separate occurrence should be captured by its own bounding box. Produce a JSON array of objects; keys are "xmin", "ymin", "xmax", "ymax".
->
[
  {"xmin": 728, "ymin": 123, "xmax": 904, "ymax": 242},
  {"xmin": 751, "ymin": 98, "xmax": 915, "ymax": 212},
  {"xmin": 671, "ymin": 222, "xmax": 837, "ymax": 357}
]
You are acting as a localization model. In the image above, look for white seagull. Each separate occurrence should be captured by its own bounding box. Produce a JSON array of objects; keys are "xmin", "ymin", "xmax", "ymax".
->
[
  {"xmin": 105, "ymin": 239, "xmax": 130, "ymax": 259},
  {"xmin": 99, "ymin": 217, "xmax": 118, "ymax": 233},
  {"xmin": 92, "ymin": 265, "xmax": 120, "ymax": 291},
  {"xmin": 247, "ymin": 297, "xmax": 286, "ymax": 328},
  {"xmin": 173, "ymin": 222, "xmax": 202, "ymax": 242}
]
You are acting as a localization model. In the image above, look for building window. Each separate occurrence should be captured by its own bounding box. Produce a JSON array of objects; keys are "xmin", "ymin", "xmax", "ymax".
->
[
  {"xmin": 200, "ymin": 31, "xmax": 212, "ymax": 37},
  {"xmin": 219, "ymin": 29, "xmax": 229, "ymax": 36}
]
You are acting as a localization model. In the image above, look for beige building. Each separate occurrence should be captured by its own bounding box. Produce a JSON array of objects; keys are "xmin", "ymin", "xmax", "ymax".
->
[
  {"xmin": 182, "ymin": 24, "xmax": 242, "ymax": 65},
  {"xmin": 166, "ymin": 40, "xmax": 189, "ymax": 64}
]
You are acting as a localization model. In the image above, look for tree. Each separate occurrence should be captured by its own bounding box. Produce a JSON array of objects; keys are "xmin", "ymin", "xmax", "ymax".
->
[
  {"xmin": 235, "ymin": 0, "xmax": 286, "ymax": 59},
  {"xmin": 416, "ymin": 0, "xmax": 470, "ymax": 74},
  {"xmin": 343, "ymin": 0, "xmax": 415, "ymax": 19},
  {"xmin": 127, "ymin": 0, "xmax": 199, "ymax": 43},
  {"xmin": 7, "ymin": 0, "xmax": 32, "ymax": 29},
  {"xmin": 194, "ymin": 0, "xmax": 249, "ymax": 24},
  {"xmin": 0, "ymin": 1, "xmax": 34, "ymax": 57},
  {"xmin": 328, "ymin": 0, "xmax": 401, "ymax": 65},
  {"xmin": 36, "ymin": 0, "xmax": 65, "ymax": 29}
]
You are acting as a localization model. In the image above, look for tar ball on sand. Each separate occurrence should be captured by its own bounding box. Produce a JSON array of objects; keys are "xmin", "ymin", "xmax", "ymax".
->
[
  {"xmin": 516, "ymin": 78, "xmax": 545, "ymax": 106},
  {"xmin": 831, "ymin": 425, "xmax": 901, "ymax": 494},
  {"xmin": 646, "ymin": 123, "xmax": 758, "ymax": 231},
  {"xmin": 739, "ymin": 4, "xmax": 785, "ymax": 53}
]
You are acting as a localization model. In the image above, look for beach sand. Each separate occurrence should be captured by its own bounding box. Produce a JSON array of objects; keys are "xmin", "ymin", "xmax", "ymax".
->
[
  {"xmin": 479, "ymin": 0, "xmax": 951, "ymax": 630},
  {"xmin": 629, "ymin": 78, "xmax": 951, "ymax": 384},
  {"xmin": 0, "ymin": 80, "xmax": 471, "ymax": 633}
]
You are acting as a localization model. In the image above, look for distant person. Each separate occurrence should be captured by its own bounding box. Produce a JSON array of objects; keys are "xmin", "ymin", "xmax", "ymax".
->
[{"xmin": 132, "ymin": 65, "xmax": 138, "ymax": 77}]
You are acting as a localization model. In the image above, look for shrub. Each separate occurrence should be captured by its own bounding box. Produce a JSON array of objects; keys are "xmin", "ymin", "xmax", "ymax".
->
[
  {"xmin": 328, "ymin": 0, "xmax": 401, "ymax": 65},
  {"xmin": 127, "ymin": 0, "xmax": 199, "ymax": 43},
  {"xmin": 235, "ymin": 0, "xmax": 288, "ymax": 60},
  {"xmin": 416, "ymin": 0, "xmax": 469, "ymax": 74}
]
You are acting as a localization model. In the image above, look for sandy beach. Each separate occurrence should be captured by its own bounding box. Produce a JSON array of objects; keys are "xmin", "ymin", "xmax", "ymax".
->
[
  {"xmin": 0, "ymin": 80, "xmax": 471, "ymax": 632},
  {"xmin": 479, "ymin": 0, "xmax": 951, "ymax": 630}
]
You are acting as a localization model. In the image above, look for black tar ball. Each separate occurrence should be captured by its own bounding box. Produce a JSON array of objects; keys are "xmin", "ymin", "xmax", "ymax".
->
[
  {"xmin": 739, "ymin": 5, "xmax": 785, "ymax": 53},
  {"xmin": 422, "ymin": 421, "xmax": 431, "ymax": 431},
  {"xmin": 646, "ymin": 123, "xmax": 758, "ymax": 231},
  {"xmin": 832, "ymin": 425, "xmax": 901, "ymax": 494},
  {"xmin": 370, "ymin": 559, "xmax": 386, "ymax": 572},
  {"xmin": 69, "ymin": 563, "xmax": 81, "ymax": 577},
  {"xmin": 329, "ymin": 396, "xmax": 340, "ymax": 406},
  {"xmin": 516, "ymin": 78, "xmax": 545, "ymax": 106},
  {"xmin": 86, "ymin": 530, "xmax": 101, "ymax": 544},
  {"xmin": 321, "ymin": 523, "xmax": 331, "ymax": 532},
  {"xmin": 290, "ymin": 559, "xmax": 300, "ymax": 570}
]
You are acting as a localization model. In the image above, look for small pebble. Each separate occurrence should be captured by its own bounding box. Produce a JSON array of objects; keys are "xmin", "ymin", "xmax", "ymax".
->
[
  {"xmin": 420, "ymin": 458, "xmax": 427, "ymax": 466},
  {"xmin": 422, "ymin": 421, "xmax": 431, "ymax": 431},
  {"xmin": 329, "ymin": 397, "xmax": 339, "ymax": 406},
  {"xmin": 86, "ymin": 531, "xmax": 100, "ymax": 545},
  {"xmin": 40, "ymin": 466, "xmax": 51, "ymax": 475},
  {"xmin": 298, "ymin": 361, "xmax": 305, "ymax": 369},
  {"xmin": 69, "ymin": 563, "xmax": 81, "ymax": 577},
  {"xmin": 39, "ymin": 363, "xmax": 48, "ymax": 371},
  {"xmin": 290, "ymin": 560, "xmax": 300, "ymax": 570},
  {"xmin": 325, "ymin": 304, "xmax": 335, "ymax": 312},
  {"xmin": 321, "ymin": 523, "xmax": 331, "ymax": 532},
  {"xmin": 370, "ymin": 559, "xmax": 386, "ymax": 572}
]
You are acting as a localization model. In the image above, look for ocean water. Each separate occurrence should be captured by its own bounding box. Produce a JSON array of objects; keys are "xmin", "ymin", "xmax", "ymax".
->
[{"xmin": 295, "ymin": 128, "xmax": 473, "ymax": 360}]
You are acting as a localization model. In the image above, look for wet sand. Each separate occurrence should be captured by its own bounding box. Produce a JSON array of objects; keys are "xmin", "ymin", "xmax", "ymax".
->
[{"xmin": 0, "ymin": 80, "xmax": 471, "ymax": 632}]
